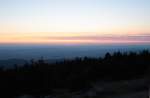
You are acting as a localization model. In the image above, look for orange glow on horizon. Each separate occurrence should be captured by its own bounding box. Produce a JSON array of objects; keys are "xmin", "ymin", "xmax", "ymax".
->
[{"xmin": 0, "ymin": 34, "xmax": 150, "ymax": 45}]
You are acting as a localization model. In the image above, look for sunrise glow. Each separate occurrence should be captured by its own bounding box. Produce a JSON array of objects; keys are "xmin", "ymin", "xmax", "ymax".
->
[{"xmin": 0, "ymin": 0, "xmax": 150, "ymax": 44}]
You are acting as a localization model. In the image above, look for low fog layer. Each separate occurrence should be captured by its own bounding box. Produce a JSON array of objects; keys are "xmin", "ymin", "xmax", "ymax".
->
[{"xmin": 0, "ymin": 44, "xmax": 149, "ymax": 60}]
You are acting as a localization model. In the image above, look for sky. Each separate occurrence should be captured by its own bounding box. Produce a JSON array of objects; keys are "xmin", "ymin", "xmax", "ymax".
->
[{"xmin": 0, "ymin": 0, "xmax": 150, "ymax": 44}]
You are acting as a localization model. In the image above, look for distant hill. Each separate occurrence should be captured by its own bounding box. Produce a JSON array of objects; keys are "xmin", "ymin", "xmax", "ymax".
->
[
  {"xmin": 0, "ymin": 58, "xmax": 64, "ymax": 68},
  {"xmin": 0, "ymin": 59, "xmax": 27, "ymax": 68}
]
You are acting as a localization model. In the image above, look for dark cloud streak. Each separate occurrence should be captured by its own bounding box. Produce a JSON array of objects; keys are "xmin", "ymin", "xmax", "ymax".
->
[{"xmin": 38, "ymin": 34, "xmax": 150, "ymax": 42}]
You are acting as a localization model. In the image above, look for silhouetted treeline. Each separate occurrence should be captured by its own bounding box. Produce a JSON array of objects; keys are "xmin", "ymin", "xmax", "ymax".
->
[{"xmin": 0, "ymin": 50, "xmax": 150, "ymax": 97}]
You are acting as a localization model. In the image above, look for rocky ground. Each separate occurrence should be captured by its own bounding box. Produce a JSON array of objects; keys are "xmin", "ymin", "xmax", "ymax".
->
[{"xmin": 18, "ymin": 77, "xmax": 149, "ymax": 98}]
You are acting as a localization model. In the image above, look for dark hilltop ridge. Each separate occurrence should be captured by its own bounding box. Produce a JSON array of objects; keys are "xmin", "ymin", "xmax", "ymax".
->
[{"xmin": 0, "ymin": 50, "xmax": 150, "ymax": 98}]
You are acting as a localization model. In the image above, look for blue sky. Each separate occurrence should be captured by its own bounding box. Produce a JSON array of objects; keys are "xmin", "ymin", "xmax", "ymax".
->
[{"xmin": 0, "ymin": 0, "xmax": 150, "ymax": 44}]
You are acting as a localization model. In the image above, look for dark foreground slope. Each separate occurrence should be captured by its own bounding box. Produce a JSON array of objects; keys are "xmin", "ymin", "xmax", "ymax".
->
[{"xmin": 0, "ymin": 50, "xmax": 150, "ymax": 97}]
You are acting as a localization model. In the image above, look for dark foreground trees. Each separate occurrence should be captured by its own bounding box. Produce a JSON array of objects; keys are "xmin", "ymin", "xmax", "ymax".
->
[{"xmin": 0, "ymin": 50, "xmax": 150, "ymax": 97}]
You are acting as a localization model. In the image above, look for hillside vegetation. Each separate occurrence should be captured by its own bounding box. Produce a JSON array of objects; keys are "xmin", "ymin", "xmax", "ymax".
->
[{"xmin": 0, "ymin": 50, "xmax": 150, "ymax": 97}]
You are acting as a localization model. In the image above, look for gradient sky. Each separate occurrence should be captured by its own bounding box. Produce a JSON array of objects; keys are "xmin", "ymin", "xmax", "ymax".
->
[{"xmin": 0, "ymin": 0, "xmax": 150, "ymax": 44}]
